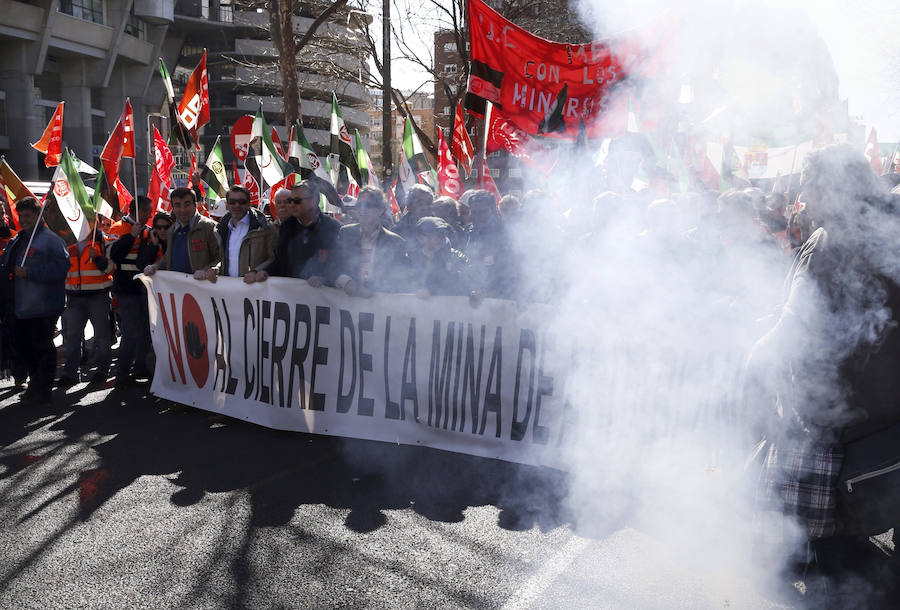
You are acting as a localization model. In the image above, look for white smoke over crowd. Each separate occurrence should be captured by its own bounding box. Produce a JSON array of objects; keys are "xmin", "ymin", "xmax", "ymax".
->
[{"xmin": 492, "ymin": 0, "xmax": 900, "ymax": 605}]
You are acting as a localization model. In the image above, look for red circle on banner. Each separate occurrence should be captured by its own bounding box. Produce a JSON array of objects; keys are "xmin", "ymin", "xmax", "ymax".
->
[
  {"xmin": 181, "ymin": 293, "xmax": 210, "ymax": 388},
  {"xmin": 230, "ymin": 115, "xmax": 254, "ymax": 161}
]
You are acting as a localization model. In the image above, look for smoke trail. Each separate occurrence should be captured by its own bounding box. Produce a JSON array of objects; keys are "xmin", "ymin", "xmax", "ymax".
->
[{"xmin": 495, "ymin": 0, "xmax": 900, "ymax": 604}]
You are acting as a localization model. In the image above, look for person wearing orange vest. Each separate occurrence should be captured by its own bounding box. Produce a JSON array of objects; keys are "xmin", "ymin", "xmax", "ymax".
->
[
  {"xmin": 109, "ymin": 197, "xmax": 161, "ymax": 386},
  {"xmin": 58, "ymin": 225, "xmax": 114, "ymax": 387}
]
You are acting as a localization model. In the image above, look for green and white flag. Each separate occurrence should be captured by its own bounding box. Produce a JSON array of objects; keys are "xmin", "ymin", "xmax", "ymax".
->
[
  {"xmin": 72, "ymin": 152, "xmax": 98, "ymax": 176},
  {"xmin": 330, "ymin": 93, "xmax": 360, "ymax": 183},
  {"xmin": 246, "ymin": 104, "xmax": 291, "ymax": 190},
  {"xmin": 201, "ymin": 135, "xmax": 229, "ymax": 197},
  {"xmin": 90, "ymin": 164, "xmax": 115, "ymax": 219},
  {"xmin": 402, "ymin": 115, "xmax": 436, "ymax": 190},
  {"xmin": 355, "ymin": 129, "xmax": 379, "ymax": 188},
  {"xmin": 289, "ymin": 120, "xmax": 330, "ymax": 182},
  {"xmin": 50, "ymin": 149, "xmax": 92, "ymax": 241}
]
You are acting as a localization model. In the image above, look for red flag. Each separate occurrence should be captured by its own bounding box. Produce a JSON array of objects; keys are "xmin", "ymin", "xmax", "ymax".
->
[
  {"xmin": 122, "ymin": 99, "xmax": 135, "ymax": 158},
  {"xmin": 243, "ymin": 170, "xmax": 260, "ymax": 206},
  {"xmin": 478, "ymin": 154, "xmax": 501, "ymax": 200},
  {"xmin": 114, "ymin": 176, "xmax": 133, "ymax": 214},
  {"xmin": 100, "ymin": 100, "xmax": 133, "ymax": 189},
  {"xmin": 267, "ymin": 173, "xmax": 299, "ymax": 216},
  {"xmin": 233, "ymin": 163, "xmax": 242, "ymax": 187},
  {"xmin": 451, "ymin": 102, "xmax": 475, "ymax": 175},
  {"xmin": 152, "ymin": 126, "xmax": 175, "ymax": 184},
  {"xmin": 177, "ymin": 50, "xmax": 210, "ymax": 148},
  {"xmin": 486, "ymin": 107, "xmax": 555, "ymax": 172},
  {"xmin": 436, "ymin": 130, "xmax": 463, "ymax": 199},
  {"xmin": 189, "ymin": 153, "xmax": 205, "ymax": 198},
  {"xmin": 864, "ymin": 128, "xmax": 882, "ymax": 177},
  {"xmin": 0, "ymin": 160, "xmax": 35, "ymax": 230},
  {"xmin": 465, "ymin": 0, "xmax": 670, "ymax": 139},
  {"xmin": 388, "ymin": 177, "xmax": 401, "ymax": 216},
  {"xmin": 31, "ymin": 102, "xmax": 64, "ymax": 167}
]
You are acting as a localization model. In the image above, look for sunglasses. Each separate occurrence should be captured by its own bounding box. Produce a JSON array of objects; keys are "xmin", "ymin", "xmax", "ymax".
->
[{"xmin": 227, "ymin": 199, "xmax": 250, "ymax": 205}]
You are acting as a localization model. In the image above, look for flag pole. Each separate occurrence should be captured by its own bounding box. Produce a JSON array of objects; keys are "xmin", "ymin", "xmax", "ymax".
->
[
  {"xmin": 132, "ymin": 156, "xmax": 139, "ymax": 225},
  {"xmin": 19, "ymin": 153, "xmax": 54, "ymax": 267}
]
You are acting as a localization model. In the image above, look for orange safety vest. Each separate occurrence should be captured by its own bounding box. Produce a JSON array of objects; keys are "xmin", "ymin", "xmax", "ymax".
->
[
  {"xmin": 66, "ymin": 241, "xmax": 113, "ymax": 292},
  {"xmin": 109, "ymin": 219, "xmax": 156, "ymax": 272}
]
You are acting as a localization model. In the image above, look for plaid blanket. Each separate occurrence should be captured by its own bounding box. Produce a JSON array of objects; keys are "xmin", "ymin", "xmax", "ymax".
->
[{"xmin": 756, "ymin": 442, "xmax": 845, "ymax": 540}]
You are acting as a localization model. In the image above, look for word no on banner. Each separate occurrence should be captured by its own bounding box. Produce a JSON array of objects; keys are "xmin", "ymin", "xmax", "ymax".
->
[{"xmin": 140, "ymin": 273, "xmax": 571, "ymax": 468}]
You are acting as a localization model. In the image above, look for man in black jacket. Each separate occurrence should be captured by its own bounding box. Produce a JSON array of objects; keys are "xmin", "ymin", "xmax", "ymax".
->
[
  {"xmin": 109, "ymin": 197, "xmax": 163, "ymax": 385},
  {"xmin": 271, "ymin": 180, "xmax": 341, "ymax": 283},
  {"xmin": 331, "ymin": 186, "xmax": 409, "ymax": 296}
]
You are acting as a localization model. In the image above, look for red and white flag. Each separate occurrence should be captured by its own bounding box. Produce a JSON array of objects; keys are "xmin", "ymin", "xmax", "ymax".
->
[
  {"xmin": 864, "ymin": 128, "xmax": 882, "ymax": 177},
  {"xmin": 388, "ymin": 177, "xmax": 401, "ymax": 216},
  {"xmin": 243, "ymin": 169, "xmax": 260, "ymax": 206},
  {"xmin": 31, "ymin": 101, "xmax": 64, "ymax": 167},
  {"xmin": 486, "ymin": 106, "xmax": 555, "ymax": 172},
  {"xmin": 152, "ymin": 126, "xmax": 175, "ymax": 183},
  {"xmin": 436, "ymin": 130, "xmax": 463, "ymax": 199},
  {"xmin": 478, "ymin": 154, "xmax": 501, "ymax": 200},
  {"xmin": 123, "ymin": 99, "xmax": 135, "ymax": 158},
  {"xmin": 177, "ymin": 50, "xmax": 210, "ymax": 148},
  {"xmin": 100, "ymin": 99, "xmax": 133, "ymax": 191},
  {"xmin": 189, "ymin": 152, "xmax": 205, "ymax": 198},
  {"xmin": 451, "ymin": 101, "xmax": 475, "ymax": 176},
  {"xmin": 148, "ymin": 126, "xmax": 175, "ymax": 212},
  {"xmin": 114, "ymin": 176, "xmax": 133, "ymax": 214}
]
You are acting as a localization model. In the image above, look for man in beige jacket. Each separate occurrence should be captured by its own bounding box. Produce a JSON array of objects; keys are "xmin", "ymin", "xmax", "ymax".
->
[
  {"xmin": 207, "ymin": 185, "xmax": 276, "ymax": 284},
  {"xmin": 143, "ymin": 186, "xmax": 220, "ymax": 278}
]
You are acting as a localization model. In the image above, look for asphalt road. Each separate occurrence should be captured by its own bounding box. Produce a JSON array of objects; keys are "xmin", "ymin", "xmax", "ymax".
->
[{"xmin": 0, "ymin": 373, "xmax": 895, "ymax": 609}]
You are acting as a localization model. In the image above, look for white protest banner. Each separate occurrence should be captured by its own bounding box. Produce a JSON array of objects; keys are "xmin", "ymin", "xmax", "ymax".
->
[{"xmin": 140, "ymin": 273, "xmax": 569, "ymax": 468}]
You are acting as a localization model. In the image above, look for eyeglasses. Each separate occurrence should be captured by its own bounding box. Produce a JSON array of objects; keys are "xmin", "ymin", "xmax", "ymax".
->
[
  {"xmin": 288, "ymin": 196, "xmax": 314, "ymax": 204},
  {"xmin": 227, "ymin": 198, "xmax": 250, "ymax": 205}
]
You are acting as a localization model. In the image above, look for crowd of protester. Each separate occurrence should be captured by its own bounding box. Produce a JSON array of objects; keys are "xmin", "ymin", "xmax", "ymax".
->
[
  {"xmin": 0, "ymin": 143, "xmax": 898, "ymax": 585},
  {"xmin": 2, "ymin": 143, "xmax": 898, "ymax": 397}
]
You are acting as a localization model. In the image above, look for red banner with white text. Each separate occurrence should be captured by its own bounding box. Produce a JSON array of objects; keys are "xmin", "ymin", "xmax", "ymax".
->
[{"xmin": 465, "ymin": 0, "xmax": 668, "ymax": 139}]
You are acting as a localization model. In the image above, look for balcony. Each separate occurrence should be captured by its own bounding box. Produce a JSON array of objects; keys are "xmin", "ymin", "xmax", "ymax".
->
[{"xmin": 134, "ymin": 0, "xmax": 174, "ymax": 24}]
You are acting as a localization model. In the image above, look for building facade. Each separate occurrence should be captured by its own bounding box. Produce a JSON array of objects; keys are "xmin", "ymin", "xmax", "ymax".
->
[{"xmin": 0, "ymin": 0, "xmax": 369, "ymax": 191}]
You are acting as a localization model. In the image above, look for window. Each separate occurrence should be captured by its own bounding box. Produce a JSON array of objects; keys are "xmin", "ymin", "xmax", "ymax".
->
[
  {"xmin": 488, "ymin": 150, "xmax": 501, "ymax": 158},
  {"xmin": 443, "ymin": 106, "xmax": 451, "ymax": 116},
  {"xmin": 470, "ymin": 168, "xmax": 478, "ymax": 178},
  {"xmin": 444, "ymin": 64, "xmax": 457, "ymax": 74},
  {"xmin": 217, "ymin": 1, "xmax": 234, "ymax": 22},
  {"xmin": 508, "ymin": 168, "xmax": 522, "ymax": 177},
  {"xmin": 59, "ymin": 0, "xmax": 104, "ymax": 24},
  {"xmin": 92, "ymin": 114, "xmax": 107, "ymax": 149},
  {"xmin": 443, "ymin": 42, "xmax": 457, "ymax": 53},
  {"xmin": 125, "ymin": 10, "xmax": 146, "ymax": 40},
  {"xmin": 490, "ymin": 168, "xmax": 500, "ymax": 177}
]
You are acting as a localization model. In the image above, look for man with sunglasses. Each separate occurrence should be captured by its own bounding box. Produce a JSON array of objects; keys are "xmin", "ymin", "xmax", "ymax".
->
[
  {"xmin": 206, "ymin": 185, "xmax": 276, "ymax": 284},
  {"xmin": 271, "ymin": 180, "xmax": 341, "ymax": 283}
]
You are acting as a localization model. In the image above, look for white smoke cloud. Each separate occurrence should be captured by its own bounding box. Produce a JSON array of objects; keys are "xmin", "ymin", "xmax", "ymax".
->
[{"xmin": 494, "ymin": 0, "xmax": 900, "ymax": 605}]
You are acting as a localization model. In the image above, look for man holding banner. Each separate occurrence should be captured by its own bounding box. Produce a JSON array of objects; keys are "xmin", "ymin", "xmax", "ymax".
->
[
  {"xmin": 0, "ymin": 197, "xmax": 69, "ymax": 402},
  {"xmin": 143, "ymin": 187, "xmax": 220, "ymax": 279}
]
